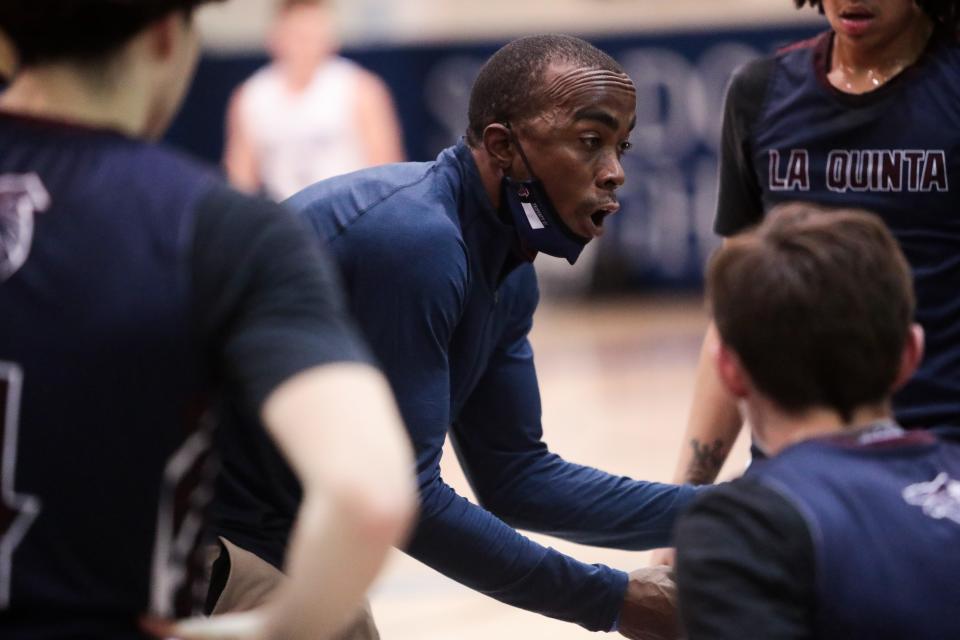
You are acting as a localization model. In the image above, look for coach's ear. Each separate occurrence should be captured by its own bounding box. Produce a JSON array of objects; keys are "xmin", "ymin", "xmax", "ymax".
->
[
  {"xmin": 715, "ymin": 339, "xmax": 750, "ymax": 400},
  {"xmin": 481, "ymin": 123, "xmax": 515, "ymax": 171},
  {"xmin": 893, "ymin": 323, "xmax": 925, "ymax": 391}
]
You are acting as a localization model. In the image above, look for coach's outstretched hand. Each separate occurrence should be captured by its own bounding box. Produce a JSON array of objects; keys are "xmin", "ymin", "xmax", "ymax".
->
[{"xmin": 617, "ymin": 566, "xmax": 680, "ymax": 640}]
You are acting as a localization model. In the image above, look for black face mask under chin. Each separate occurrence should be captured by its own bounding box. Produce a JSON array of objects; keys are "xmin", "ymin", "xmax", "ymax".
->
[{"xmin": 499, "ymin": 125, "xmax": 589, "ymax": 265}]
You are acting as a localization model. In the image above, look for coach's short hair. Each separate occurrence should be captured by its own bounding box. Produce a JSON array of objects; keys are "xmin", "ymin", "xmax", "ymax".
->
[
  {"xmin": 466, "ymin": 34, "xmax": 625, "ymax": 147},
  {"xmin": 707, "ymin": 203, "xmax": 914, "ymax": 422},
  {"xmin": 794, "ymin": 0, "xmax": 960, "ymax": 31},
  {"xmin": 0, "ymin": 0, "xmax": 218, "ymax": 67}
]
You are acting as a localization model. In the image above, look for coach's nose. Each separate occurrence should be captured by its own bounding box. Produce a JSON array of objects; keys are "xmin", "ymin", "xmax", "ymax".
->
[{"xmin": 597, "ymin": 151, "xmax": 625, "ymax": 191}]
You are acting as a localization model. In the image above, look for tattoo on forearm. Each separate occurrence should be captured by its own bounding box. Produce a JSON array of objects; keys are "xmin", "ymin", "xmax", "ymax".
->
[{"xmin": 685, "ymin": 438, "xmax": 726, "ymax": 484}]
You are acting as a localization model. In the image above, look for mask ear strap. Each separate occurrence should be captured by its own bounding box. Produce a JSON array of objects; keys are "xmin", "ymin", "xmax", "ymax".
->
[{"xmin": 503, "ymin": 122, "xmax": 540, "ymax": 181}]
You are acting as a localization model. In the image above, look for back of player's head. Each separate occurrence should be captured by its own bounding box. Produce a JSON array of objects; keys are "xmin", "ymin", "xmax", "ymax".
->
[
  {"xmin": 466, "ymin": 34, "xmax": 625, "ymax": 147},
  {"xmin": 0, "ymin": 0, "xmax": 216, "ymax": 67},
  {"xmin": 707, "ymin": 203, "xmax": 914, "ymax": 421},
  {"xmin": 794, "ymin": 0, "xmax": 960, "ymax": 31}
]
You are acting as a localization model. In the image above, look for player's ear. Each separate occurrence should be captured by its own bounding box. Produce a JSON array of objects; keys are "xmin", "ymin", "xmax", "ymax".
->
[
  {"xmin": 715, "ymin": 341, "xmax": 750, "ymax": 399},
  {"xmin": 0, "ymin": 29, "xmax": 17, "ymax": 81},
  {"xmin": 893, "ymin": 323, "xmax": 925, "ymax": 391},
  {"xmin": 265, "ymin": 8, "xmax": 286, "ymax": 59},
  {"xmin": 144, "ymin": 10, "xmax": 187, "ymax": 62},
  {"xmin": 481, "ymin": 123, "xmax": 515, "ymax": 171}
]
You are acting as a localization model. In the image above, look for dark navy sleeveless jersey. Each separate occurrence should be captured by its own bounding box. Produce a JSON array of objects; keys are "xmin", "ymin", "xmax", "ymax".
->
[
  {"xmin": 0, "ymin": 113, "xmax": 369, "ymax": 638},
  {"xmin": 716, "ymin": 30, "xmax": 960, "ymax": 429},
  {"xmin": 747, "ymin": 426, "xmax": 960, "ymax": 639}
]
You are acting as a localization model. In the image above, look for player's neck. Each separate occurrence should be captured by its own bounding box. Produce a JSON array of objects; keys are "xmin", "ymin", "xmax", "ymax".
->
[
  {"xmin": 0, "ymin": 62, "xmax": 151, "ymax": 137},
  {"xmin": 829, "ymin": 12, "xmax": 934, "ymax": 94},
  {"xmin": 750, "ymin": 399, "xmax": 892, "ymax": 456}
]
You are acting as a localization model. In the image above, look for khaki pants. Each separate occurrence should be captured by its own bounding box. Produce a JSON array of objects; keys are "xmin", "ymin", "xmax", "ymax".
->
[{"xmin": 207, "ymin": 537, "xmax": 380, "ymax": 640}]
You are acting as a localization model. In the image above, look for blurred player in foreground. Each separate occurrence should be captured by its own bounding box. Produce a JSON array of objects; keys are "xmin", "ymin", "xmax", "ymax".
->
[
  {"xmin": 0, "ymin": 1, "xmax": 415, "ymax": 638},
  {"xmin": 653, "ymin": 1, "xmax": 960, "ymax": 567},
  {"xmin": 675, "ymin": 204, "xmax": 960, "ymax": 639},
  {"xmin": 212, "ymin": 34, "xmax": 697, "ymax": 640},
  {"xmin": 224, "ymin": 0, "xmax": 404, "ymax": 200}
]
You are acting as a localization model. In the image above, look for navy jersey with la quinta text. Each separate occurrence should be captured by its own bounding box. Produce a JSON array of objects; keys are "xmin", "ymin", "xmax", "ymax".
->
[
  {"xmin": 717, "ymin": 29, "xmax": 960, "ymax": 428},
  {"xmin": 0, "ymin": 113, "xmax": 369, "ymax": 638}
]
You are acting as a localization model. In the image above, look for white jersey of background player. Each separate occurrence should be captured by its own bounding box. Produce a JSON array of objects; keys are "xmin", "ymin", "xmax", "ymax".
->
[{"xmin": 224, "ymin": 0, "xmax": 404, "ymax": 200}]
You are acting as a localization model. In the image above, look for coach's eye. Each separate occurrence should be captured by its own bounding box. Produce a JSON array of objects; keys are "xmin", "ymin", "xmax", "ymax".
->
[
  {"xmin": 619, "ymin": 141, "xmax": 633, "ymax": 155},
  {"xmin": 581, "ymin": 136, "xmax": 602, "ymax": 151}
]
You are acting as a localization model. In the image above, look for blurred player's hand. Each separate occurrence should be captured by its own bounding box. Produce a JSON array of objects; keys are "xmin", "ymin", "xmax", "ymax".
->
[
  {"xmin": 617, "ymin": 566, "xmax": 680, "ymax": 640},
  {"xmin": 142, "ymin": 610, "xmax": 270, "ymax": 640},
  {"xmin": 649, "ymin": 547, "xmax": 676, "ymax": 568}
]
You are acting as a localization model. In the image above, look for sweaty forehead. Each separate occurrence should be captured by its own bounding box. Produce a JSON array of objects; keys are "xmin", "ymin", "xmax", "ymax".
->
[{"xmin": 542, "ymin": 64, "xmax": 636, "ymax": 108}]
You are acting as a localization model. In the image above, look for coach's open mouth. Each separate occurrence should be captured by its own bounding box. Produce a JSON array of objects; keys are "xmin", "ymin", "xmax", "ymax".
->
[
  {"xmin": 590, "ymin": 202, "xmax": 620, "ymax": 227},
  {"xmin": 585, "ymin": 204, "xmax": 618, "ymax": 238}
]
